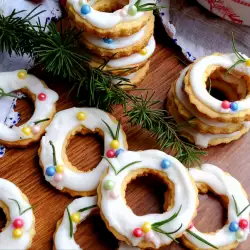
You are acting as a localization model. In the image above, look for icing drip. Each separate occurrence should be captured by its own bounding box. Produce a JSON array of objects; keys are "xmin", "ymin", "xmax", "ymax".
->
[
  {"xmin": 107, "ymin": 36, "xmax": 155, "ymax": 68},
  {"xmin": 84, "ymin": 26, "xmax": 146, "ymax": 49},
  {"xmin": 185, "ymin": 164, "xmax": 250, "ymax": 248}
]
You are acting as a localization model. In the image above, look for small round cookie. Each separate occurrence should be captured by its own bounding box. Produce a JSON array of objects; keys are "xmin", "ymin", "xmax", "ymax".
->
[
  {"xmin": 82, "ymin": 15, "xmax": 155, "ymax": 59},
  {"xmin": 90, "ymin": 36, "xmax": 155, "ymax": 74},
  {"xmin": 54, "ymin": 196, "xmax": 138, "ymax": 250},
  {"xmin": 112, "ymin": 61, "xmax": 150, "ymax": 89},
  {"xmin": 67, "ymin": 0, "xmax": 154, "ymax": 38},
  {"xmin": 39, "ymin": 107, "xmax": 128, "ymax": 196},
  {"xmin": 174, "ymin": 67, "xmax": 243, "ymax": 134},
  {"xmin": 0, "ymin": 70, "xmax": 59, "ymax": 148},
  {"xmin": 184, "ymin": 53, "xmax": 250, "ymax": 123},
  {"xmin": 182, "ymin": 164, "xmax": 250, "ymax": 250},
  {"xmin": 0, "ymin": 178, "xmax": 35, "ymax": 250},
  {"xmin": 167, "ymin": 87, "xmax": 250, "ymax": 148},
  {"xmin": 98, "ymin": 150, "xmax": 198, "ymax": 249}
]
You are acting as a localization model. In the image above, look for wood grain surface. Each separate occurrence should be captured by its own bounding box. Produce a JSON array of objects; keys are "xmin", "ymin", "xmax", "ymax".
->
[{"xmin": 0, "ymin": 22, "xmax": 250, "ymax": 250}]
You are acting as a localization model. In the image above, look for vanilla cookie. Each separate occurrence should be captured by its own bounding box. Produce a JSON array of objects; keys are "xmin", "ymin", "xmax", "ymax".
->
[
  {"xmin": 0, "ymin": 178, "xmax": 35, "ymax": 250},
  {"xmin": 182, "ymin": 164, "xmax": 250, "ymax": 250},
  {"xmin": 184, "ymin": 53, "xmax": 250, "ymax": 123},
  {"xmin": 98, "ymin": 150, "xmax": 198, "ymax": 249},
  {"xmin": 82, "ymin": 15, "xmax": 155, "ymax": 59},
  {"xmin": 66, "ymin": 0, "xmax": 154, "ymax": 38},
  {"xmin": 39, "ymin": 108, "xmax": 128, "ymax": 196},
  {"xmin": 0, "ymin": 70, "xmax": 58, "ymax": 148}
]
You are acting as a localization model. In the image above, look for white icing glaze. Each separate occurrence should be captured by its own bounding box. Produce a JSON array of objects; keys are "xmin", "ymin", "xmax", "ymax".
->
[
  {"xmin": 190, "ymin": 53, "xmax": 250, "ymax": 113},
  {"xmin": 100, "ymin": 150, "xmax": 197, "ymax": 248},
  {"xmin": 184, "ymin": 164, "xmax": 250, "ymax": 248},
  {"xmin": 40, "ymin": 107, "xmax": 127, "ymax": 193},
  {"xmin": 0, "ymin": 178, "xmax": 34, "ymax": 250},
  {"xmin": 0, "ymin": 70, "xmax": 59, "ymax": 142},
  {"xmin": 84, "ymin": 26, "xmax": 146, "ymax": 49},
  {"xmin": 54, "ymin": 196, "xmax": 97, "ymax": 250},
  {"xmin": 68, "ymin": 0, "xmax": 154, "ymax": 29},
  {"xmin": 107, "ymin": 36, "xmax": 155, "ymax": 68}
]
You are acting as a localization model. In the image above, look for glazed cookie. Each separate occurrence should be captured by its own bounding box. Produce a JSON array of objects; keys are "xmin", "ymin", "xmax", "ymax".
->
[
  {"xmin": 174, "ymin": 67, "xmax": 244, "ymax": 134},
  {"xmin": 98, "ymin": 150, "xmax": 198, "ymax": 249},
  {"xmin": 82, "ymin": 15, "xmax": 155, "ymax": 59},
  {"xmin": 90, "ymin": 36, "xmax": 155, "ymax": 74},
  {"xmin": 184, "ymin": 53, "xmax": 250, "ymax": 123},
  {"xmin": 39, "ymin": 107, "xmax": 128, "ymax": 196},
  {"xmin": 67, "ymin": 0, "xmax": 154, "ymax": 38},
  {"xmin": 0, "ymin": 70, "xmax": 58, "ymax": 148},
  {"xmin": 0, "ymin": 178, "xmax": 35, "ymax": 250},
  {"xmin": 112, "ymin": 61, "xmax": 150, "ymax": 89},
  {"xmin": 182, "ymin": 164, "xmax": 250, "ymax": 250},
  {"xmin": 167, "ymin": 86, "xmax": 250, "ymax": 148}
]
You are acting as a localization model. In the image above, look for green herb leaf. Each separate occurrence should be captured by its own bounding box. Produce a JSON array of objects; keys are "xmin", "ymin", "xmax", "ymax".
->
[
  {"xmin": 115, "ymin": 120, "xmax": 121, "ymax": 140},
  {"xmin": 20, "ymin": 206, "xmax": 33, "ymax": 215},
  {"xmin": 232, "ymin": 195, "xmax": 239, "ymax": 216},
  {"xmin": 9, "ymin": 198, "xmax": 21, "ymax": 215},
  {"xmin": 186, "ymin": 229, "xmax": 218, "ymax": 249},
  {"xmin": 238, "ymin": 204, "xmax": 250, "ymax": 217},
  {"xmin": 34, "ymin": 118, "xmax": 50, "ymax": 125},
  {"xmin": 0, "ymin": 88, "xmax": 17, "ymax": 98},
  {"xmin": 103, "ymin": 156, "xmax": 117, "ymax": 175},
  {"xmin": 67, "ymin": 207, "xmax": 73, "ymax": 238},
  {"xmin": 102, "ymin": 119, "xmax": 116, "ymax": 140},
  {"xmin": 49, "ymin": 141, "xmax": 57, "ymax": 166},
  {"xmin": 152, "ymin": 206, "xmax": 182, "ymax": 228},
  {"xmin": 78, "ymin": 204, "xmax": 97, "ymax": 213},
  {"xmin": 116, "ymin": 161, "xmax": 142, "ymax": 175},
  {"xmin": 153, "ymin": 226, "xmax": 181, "ymax": 244}
]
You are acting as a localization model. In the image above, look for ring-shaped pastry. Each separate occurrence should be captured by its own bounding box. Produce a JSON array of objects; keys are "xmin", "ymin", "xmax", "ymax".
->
[
  {"xmin": 39, "ymin": 107, "xmax": 128, "ymax": 196},
  {"xmin": 0, "ymin": 178, "xmax": 35, "ymax": 250},
  {"xmin": 98, "ymin": 150, "xmax": 198, "ymax": 248},
  {"xmin": 184, "ymin": 53, "xmax": 250, "ymax": 123},
  {"xmin": 182, "ymin": 164, "xmax": 250, "ymax": 250},
  {"xmin": 67, "ymin": 0, "xmax": 154, "ymax": 38},
  {"xmin": 0, "ymin": 70, "xmax": 58, "ymax": 148},
  {"xmin": 54, "ymin": 196, "xmax": 137, "ymax": 250}
]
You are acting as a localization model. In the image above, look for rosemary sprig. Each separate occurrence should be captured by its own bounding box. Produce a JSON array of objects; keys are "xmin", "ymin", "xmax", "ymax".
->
[
  {"xmin": 66, "ymin": 207, "xmax": 73, "ymax": 238},
  {"xmin": 49, "ymin": 141, "xmax": 57, "ymax": 166},
  {"xmin": 78, "ymin": 204, "xmax": 97, "ymax": 213},
  {"xmin": 103, "ymin": 156, "xmax": 141, "ymax": 175},
  {"xmin": 134, "ymin": 0, "xmax": 167, "ymax": 12},
  {"xmin": 0, "ymin": 88, "xmax": 17, "ymax": 98},
  {"xmin": 9, "ymin": 198, "xmax": 33, "ymax": 216},
  {"xmin": 153, "ymin": 226, "xmax": 180, "ymax": 243},
  {"xmin": 232, "ymin": 195, "xmax": 250, "ymax": 217},
  {"xmin": 34, "ymin": 118, "xmax": 50, "ymax": 125},
  {"xmin": 102, "ymin": 120, "xmax": 121, "ymax": 140},
  {"xmin": 186, "ymin": 229, "xmax": 218, "ymax": 249}
]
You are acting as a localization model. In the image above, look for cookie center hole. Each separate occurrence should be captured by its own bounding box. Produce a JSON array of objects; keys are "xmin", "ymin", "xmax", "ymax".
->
[
  {"xmin": 66, "ymin": 131, "xmax": 104, "ymax": 172},
  {"xmin": 14, "ymin": 91, "xmax": 34, "ymax": 127},
  {"xmin": 194, "ymin": 192, "xmax": 227, "ymax": 233},
  {"xmin": 75, "ymin": 209, "xmax": 118, "ymax": 249},
  {"xmin": 0, "ymin": 207, "xmax": 7, "ymax": 232},
  {"xmin": 125, "ymin": 173, "xmax": 168, "ymax": 216},
  {"xmin": 93, "ymin": 0, "xmax": 129, "ymax": 13},
  {"xmin": 206, "ymin": 68, "xmax": 248, "ymax": 102}
]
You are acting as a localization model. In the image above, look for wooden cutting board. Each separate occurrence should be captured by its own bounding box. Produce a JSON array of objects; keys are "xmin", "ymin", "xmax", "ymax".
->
[{"xmin": 0, "ymin": 24, "xmax": 249, "ymax": 250}]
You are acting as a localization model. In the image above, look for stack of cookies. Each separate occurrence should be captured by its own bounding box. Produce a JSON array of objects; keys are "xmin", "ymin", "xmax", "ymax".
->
[
  {"xmin": 66, "ymin": 0, "xmax": 156, "ymax": 88},
  {"xmin": 167, "ymin": 53, "xmax": 250, "ymax": 148}
]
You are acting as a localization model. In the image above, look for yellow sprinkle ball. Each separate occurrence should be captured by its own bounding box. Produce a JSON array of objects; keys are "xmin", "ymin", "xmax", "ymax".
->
[
  {"xmin": 139, "ymin": 48, "xmax": 147, "ymax": 56},
  {"xmin": 142, "ymin": 222, "xmax": 151, "ymax": 233},
  {"xmin": 110, "ymin": 140, "xmax": 120, "ymax": 149},
  {"xmin": 22, "ymin": 127, "xmax": 32, "ymax": 136},
  {"xmin": 245, "ymin": 59, "xmax": 250, "ymax": 67},
  {"xmin": 77, "ymin": 112, "xmax": 87, "ymax": 121},
  {"xmin": 56, "ymin": 165, "xmax": 64, "ymax": 174},
  {"xmin": 17, "ymin": 70, "xmax": 27, "ymax": 79},
  {"xmin": 71, "ymin": 212, "xmax": 81, "ymax": 224},
  {"xmin": 13, "ymin": 228, "xmax": 23, "ymax": 238}
]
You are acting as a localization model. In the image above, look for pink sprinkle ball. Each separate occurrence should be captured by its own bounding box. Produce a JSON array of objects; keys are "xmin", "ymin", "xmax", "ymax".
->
[
  {"xmin": 188, "ymin": 223, "xmax": 194, "ymax": 229},
  {"xmin": 109, "ymin": 191, "xmax": 119, "ymax": 200},
  {"xmin": 144, "ymin": 231, "xmax": 154, "ymax": 242},
  {"xmin": 106, "ymin": 149, "xmax": 116, "ymax": 158},
  {"xmin": 133, "ymin": 228, "xmax": 143, "ymax": 238},
  {"xmin": 221, "ymin": 100, "xmax": 230, "ymax": 109},
  {"xmin": 32, "ymin": 125, "xmax": 41, "ymax": 134},
  {"xmin": 120, "ymin": 9, "xmax": 127, "ymax": 17},
  {"xmin": 54, "ymin": 173, "xmax": 63, "ymax": 182},
  {"xmin": 13, "ymin": 218, "xmax": 24, "ymax": 228},
  {"xmin": 38, "ymin": 93, "xmax": 47, "ymax": 101}
]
